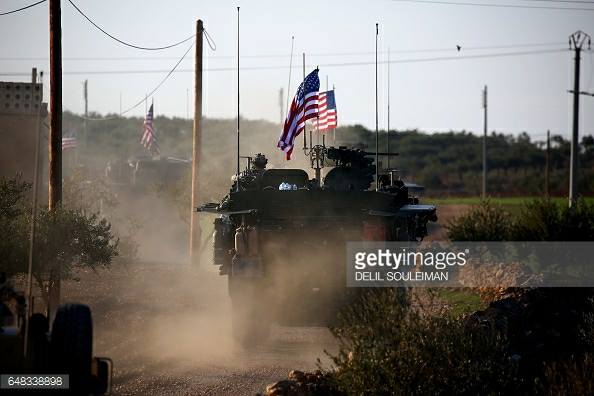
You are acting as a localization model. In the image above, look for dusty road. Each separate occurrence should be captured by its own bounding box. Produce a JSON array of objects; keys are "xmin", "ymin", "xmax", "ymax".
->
[
  {"xmin": 59, "ymin": 204, "xmax": 464, "ymax": 395},
  {"xmin": 62, "ymin": 263, "xmax": 336, "ymax": 396}
]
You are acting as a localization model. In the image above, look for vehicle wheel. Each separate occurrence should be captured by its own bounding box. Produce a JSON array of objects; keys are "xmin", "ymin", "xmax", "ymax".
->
[
  {"xmin": 50, "ymin": 303, "xmax": 93, "ymax": 393},
  {"xmin": 228, "ymin": 275, "xmax": 271, "ymax": 348},
  {"xmin": 27, "ymin": 313, "xmax": 50, "ymax": 371}
]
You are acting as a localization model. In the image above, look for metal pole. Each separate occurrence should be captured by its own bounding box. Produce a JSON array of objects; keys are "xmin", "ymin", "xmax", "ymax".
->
[
  {"xmin": 48, "ymin": 0, "xmax": 63, "ymax": 319},
  {"xmin": 24, "ymin": 70, "xmax": 42, "ymax": 357},
  {"xmin": 387, "ymin": 47, "xmax": 390, "ymax": 170},
  {"xmin": 375, "ymin": 23, "xmax": 379, "ymax": 191},
  {"xmin": 303, "ymin": 53, "xmax": 307, "ymax": 149},
  {"xmin": 279, "ymin": 87, "xmax": 284, "ymax": 125},
  {"xmin": 236, "ymin": 7, "xmax": 240, "ymax": 190},
  {"xmin": 83, "ymin": 80, "xmax": 87, "ymax": 147},
  {"xmin": 286, "ymin": 36, "xmax": 294, "ymax": 124},
  {"xmin": 545, "ymin": 130, "xmax": 550, "ymax": 197},
  {"xmin": 190, "ymin": 19, "xmax": 203, "ymax": 267},
  {"xmin": 482, "ymin": 85, "xmax": 487, "ymax": 199}
]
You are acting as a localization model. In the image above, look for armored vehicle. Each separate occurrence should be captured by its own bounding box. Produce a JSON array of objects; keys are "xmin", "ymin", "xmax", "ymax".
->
[
  {"xmin": 105, "ymin": 155, "xmax": 190, "ymax": 192},
  {"xmin": 199, "ymin": 147, "xmax": 437, "ymax": 346}
]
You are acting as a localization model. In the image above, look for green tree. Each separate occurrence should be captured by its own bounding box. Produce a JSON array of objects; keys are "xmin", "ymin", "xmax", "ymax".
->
[{"xmin": 0, "ymin": 176, "xmax": 119, "ymax": 307}]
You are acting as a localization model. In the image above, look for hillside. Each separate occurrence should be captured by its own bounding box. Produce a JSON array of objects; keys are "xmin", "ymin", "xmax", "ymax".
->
[{"xmin": 63, "ymin": 111, "xmax": 594, "ymax": 198}]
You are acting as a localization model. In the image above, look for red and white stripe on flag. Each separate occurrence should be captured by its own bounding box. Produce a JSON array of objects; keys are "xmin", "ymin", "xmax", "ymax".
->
[
  {"xmin": 277, "ymin": 69, "xmax": 320, "ymax": 160},
  {"xmin": 62, "ymin": 137, "xmax": 77, "ymax": 150},
  {"xmin": 317, "ymin": 90, "xmax": 337, "ymax": 131}
]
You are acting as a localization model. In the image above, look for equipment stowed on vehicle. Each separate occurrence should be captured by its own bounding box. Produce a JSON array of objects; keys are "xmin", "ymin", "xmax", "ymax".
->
[{"xmin": 197, "ymin": 149, "xmax": 437, "ymax": 346}]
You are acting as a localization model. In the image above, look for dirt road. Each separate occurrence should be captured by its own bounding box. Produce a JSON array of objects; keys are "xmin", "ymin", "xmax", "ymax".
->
[{"xmin": 62, "ymin": 263, "xmax": 336, "ymax": 396}]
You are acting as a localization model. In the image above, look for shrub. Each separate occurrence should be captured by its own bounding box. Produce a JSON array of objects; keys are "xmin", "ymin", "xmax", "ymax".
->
[
  {"xmin": 326, "ymin": 289, "xmax": 516, "ymax": 395},
  {"xmin": 446, "ymin": 199, "xmax": 513, "ymax": 241},
  {"xmin": 512, "ymin": 198, "xmax": 594, "ymax": 241},
  {"xmin": 447, "ymin": 198, "xmax": 594, "ymax": 242}
]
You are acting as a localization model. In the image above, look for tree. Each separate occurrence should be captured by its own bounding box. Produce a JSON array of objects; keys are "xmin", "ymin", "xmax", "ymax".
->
[
  {"xmin": 0, "ymin": 176, "xmax": 119, "ymax": 307},
  {"xmin": 0, "ymin": 176, "xmax": 30, "ymax": 277}
]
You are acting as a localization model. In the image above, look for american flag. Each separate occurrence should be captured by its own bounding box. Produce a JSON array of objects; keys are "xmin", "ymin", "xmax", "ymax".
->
[
  {"xmin": 317, "ymin": 90, "xmax": 337, "ymax": 131},
  {"xmin": 141, "ymin": 104, "xmax": 160, "ymax": 155},
  {"xmin": 277, "ymin": 68, "xmax": 320, "ymax": 160},
  {"xmin": 61, "ymin": 136, "xmax": 77, "ymax": 150}
]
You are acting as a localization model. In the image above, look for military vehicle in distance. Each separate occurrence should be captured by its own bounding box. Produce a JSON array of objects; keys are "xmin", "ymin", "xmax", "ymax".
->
[
  {"xmin": 198, "ymin": 146, "xmax": 437, "ymax": 346},
  {"xmin": 105, "ymin": 155, "xmax": 190, "ymax": 192}
]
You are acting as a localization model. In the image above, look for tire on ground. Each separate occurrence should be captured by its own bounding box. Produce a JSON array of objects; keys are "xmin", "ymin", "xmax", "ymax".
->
[{"xmin": 50, "ymin": 303, "xmax": 93, "ymax": 393}]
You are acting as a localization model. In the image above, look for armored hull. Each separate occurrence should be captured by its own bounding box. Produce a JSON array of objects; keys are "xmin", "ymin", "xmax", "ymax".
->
[{"xmin": 199, "ymin": 149, "xmax": 437, "ymax": 345}]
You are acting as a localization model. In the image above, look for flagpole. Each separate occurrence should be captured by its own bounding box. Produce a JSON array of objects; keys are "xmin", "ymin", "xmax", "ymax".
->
[
  {"xmin": 236, "ymin": 6, "xmax": 240, "ymax": 192},
  {"xmin": 286, "ymin": 36, "xmax": 294, "ymax": 123},
  {"xmin": 375, "ymin": 23, "xmax": 379, "ymax": 191},
  {"xmin": 387, "ymin": 47, "xmax": 390, "ymax": 170},
  {"xmin": 333, "ymin": 84, "xmax": 336, "ymax": 143},
  {"xmin": 302, "ymin": 52, "xmax": 307, "ymax": 150}
]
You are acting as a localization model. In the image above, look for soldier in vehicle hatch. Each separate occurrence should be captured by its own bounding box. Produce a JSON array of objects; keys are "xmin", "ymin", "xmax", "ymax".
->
[{"xmin": 252, "ymin": 153, "xmax": 268, "ymax": 173}]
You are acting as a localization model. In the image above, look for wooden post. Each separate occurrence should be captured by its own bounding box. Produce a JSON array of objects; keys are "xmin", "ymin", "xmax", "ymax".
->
[
  {"xmin": 48, "ymin": 0, "xmax": 63, "ymax": 318},
  {"xmin": 190, "ymin": 20, "xmax": 203, "ymax": 266},
  {"xmin": 49, "ymin": 0, "xmax": 62, "ymax": 211}
]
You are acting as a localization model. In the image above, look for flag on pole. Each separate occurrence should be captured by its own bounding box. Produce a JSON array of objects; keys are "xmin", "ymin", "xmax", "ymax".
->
[
  {"xmin": 317, "ymin": 90, "xmax": 337, "ymax": 131},
  {"xmin": 277, "ymin": 68, "xmax": 320, "ymax": 160},
  {"xmin": 141, "ymin": 103, "xmax": 160, "ymax": 155},
  {"xmin": 61, "ymin": 136, "xmax": 77, "ymax": 150}
]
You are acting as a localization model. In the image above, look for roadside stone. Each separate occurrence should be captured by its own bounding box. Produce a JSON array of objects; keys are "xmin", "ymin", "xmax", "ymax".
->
[{"xmin": 264, "ymin": 370, "xmax": 344, "ymax": 396}]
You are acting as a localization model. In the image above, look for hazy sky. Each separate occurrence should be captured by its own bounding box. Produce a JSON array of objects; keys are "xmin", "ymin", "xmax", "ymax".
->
[{"xmin": 1, "ymin": 0, "xmax": 593, "ymax": 141}]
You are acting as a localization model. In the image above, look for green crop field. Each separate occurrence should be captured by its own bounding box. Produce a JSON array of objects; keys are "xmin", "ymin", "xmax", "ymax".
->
[{"xmin": 425, "ymin": 196, "xmax": 594, "ymax": 206}]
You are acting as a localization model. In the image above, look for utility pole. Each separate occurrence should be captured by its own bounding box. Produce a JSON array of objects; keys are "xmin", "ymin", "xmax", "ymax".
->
[
  {"xmin": 482, "ymin": 85, "xmax": 488, "ymax": 199},
  {"xmin": 48, "ymin": 0, "xmax": 63, "ymax": 319},
  {"xmin": 190, "ymin": 19, "xmax": 203, "ymax": 267},
  {"xmin": 49, "ymin": 0, "xmax": 62, "ymax": 211},
  {"xmin": 568, "ymin": 30, "xmax": 591, "ymax": 207},
  {"xmin": 545, "ymin": 130, "xmax": 550, "ymax": 197}
]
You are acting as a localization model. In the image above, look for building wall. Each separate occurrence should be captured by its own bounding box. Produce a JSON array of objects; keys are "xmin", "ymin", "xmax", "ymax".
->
[{"xmin": 0, "ymin": 80, "xmax": 48, "ymax": 189}]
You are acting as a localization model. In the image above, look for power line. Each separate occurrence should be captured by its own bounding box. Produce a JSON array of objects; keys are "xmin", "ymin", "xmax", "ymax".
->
[
  {"xmin": 80, "ymin": 40, "xmax": 195, "ymax": 121},
  {"xmin": 0, "ymin": 47, "xmax": 566, "ymax": 77},
  {"xmin": 0, "ymin": 42, "xmax": 566, "ymax": 62},
  {"xmin": 523, "ymin": 0, "xmax": 594, "ymax": 4},
  {"xmin": 0, "ymin": 0, "xmax": 46, "ymax": 16},
  {"xmin": 391, "ymin": 0, "xmax": 594, "ymax": 11},
  {"xmin": 67, "ymin": 0, "xmax": 194, "ymax": 51}
]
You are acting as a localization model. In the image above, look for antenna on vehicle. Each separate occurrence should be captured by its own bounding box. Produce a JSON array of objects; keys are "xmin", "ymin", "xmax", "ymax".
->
[
  {"xmin": 375, "ymin": 22, "xmax": 379, "ymax": 191},
  {"xmin": 302, "ymin": 52, "xmax": 307, "ymax": 150},
  {"xmin": 236, "ymin": 6, "xmax": 240, "ymax": 192},
  {"xmin": 286, "ymin": 36, "xmax": 294, "ymax": 126}
]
